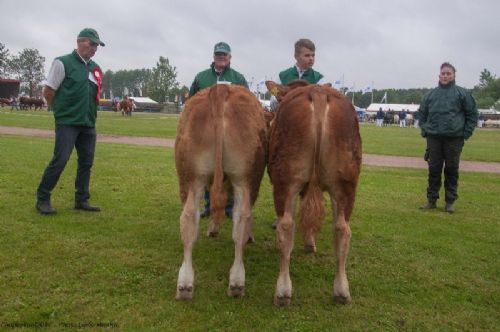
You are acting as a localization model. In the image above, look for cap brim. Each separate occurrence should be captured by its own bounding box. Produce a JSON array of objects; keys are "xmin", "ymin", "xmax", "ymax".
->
[{"xmin": 90, "ymin": 37, "xmax": 105, "ymax": 46}]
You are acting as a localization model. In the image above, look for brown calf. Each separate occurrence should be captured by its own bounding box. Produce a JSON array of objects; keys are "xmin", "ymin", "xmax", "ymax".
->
[
  {"xmin": 174, "ymin": 84, "xmax": 271, "ymax": 300},
  {"xmin": 266, "ymin": 80, "xmax": 362, "ymax": 306}
]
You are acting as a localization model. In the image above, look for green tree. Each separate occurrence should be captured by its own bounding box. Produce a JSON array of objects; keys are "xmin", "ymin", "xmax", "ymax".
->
[
  {"xmin": 148, "ymin": 56, "xmax": 178, "ymax": 102},
  {"xmin": 0, "ymin": 42, "xmax": 10, "ymax": 77},
  {"xmin": 9, "ymin": 48, "xmax": 45, "ymax": 97},
  {"xmin": 473, "ymin": 69, "xmax": 500, "ymax": 109},
  {"xmin": 102, "ymin": 69, "xmax": 114, "ymax": 99}
]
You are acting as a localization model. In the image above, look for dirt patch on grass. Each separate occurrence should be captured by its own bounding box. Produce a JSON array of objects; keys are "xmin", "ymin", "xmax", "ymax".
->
[{"xmin": 2, "ymin": 125, "xmax": 500, "ymax": 173}]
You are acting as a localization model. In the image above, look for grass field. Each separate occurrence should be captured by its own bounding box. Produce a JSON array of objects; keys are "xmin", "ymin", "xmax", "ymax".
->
[
  {"xmin": 2, "ymin": 107, "xmax": 500, "ymax": 162},
  {"xmin": 1, "ymin": 130, "xmax": 499, "ymax": 330}
]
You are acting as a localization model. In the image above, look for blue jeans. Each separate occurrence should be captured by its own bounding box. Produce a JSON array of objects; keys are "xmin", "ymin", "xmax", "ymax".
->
[{"xmin": 37, "ymin": 124, "xmax": 96, "ymax": 203}]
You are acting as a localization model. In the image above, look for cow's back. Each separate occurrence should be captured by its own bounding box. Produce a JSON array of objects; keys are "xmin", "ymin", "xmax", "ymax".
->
[
  {"xmin": 175, "ymin": 84, "xmax": 268, "ymax": 204},
  {"xmin": 269, "ymin": 85, "xmax": 361, "ymax": 189}
]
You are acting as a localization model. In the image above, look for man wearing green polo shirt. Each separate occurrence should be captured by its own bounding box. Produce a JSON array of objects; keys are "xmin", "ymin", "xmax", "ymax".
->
[
  {"xmin": 279, "ymin": 38, "xmax": 325, "ymax": 85},
  {"xmin": 188, "ymin": 42, "xmax": 248, "ymax": 97},
  {"xmin": 36, "ymin": 28, "xmax": 105, "ymax": 214},
  {"xmin": 269, "ymin": 38, "xmax": 325, "ymax": 113},
  {"xmin": 189, "ymin": 42, "xmax": 248, "ymax": 218}
]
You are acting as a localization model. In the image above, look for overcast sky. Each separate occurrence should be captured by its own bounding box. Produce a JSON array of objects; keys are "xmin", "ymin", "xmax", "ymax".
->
[{"xmin": 2, "ymin": 0, "xmax": 499, "ymax": 91}]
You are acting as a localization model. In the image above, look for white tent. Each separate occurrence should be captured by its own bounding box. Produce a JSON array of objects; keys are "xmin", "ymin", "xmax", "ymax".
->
[
  {"xmin": 129, "ymin": 97, "xmax": 158, "ymax": 104},
  {"xmin": 367, "ymin": 103, "xmax": 419, "ymax": 114}
]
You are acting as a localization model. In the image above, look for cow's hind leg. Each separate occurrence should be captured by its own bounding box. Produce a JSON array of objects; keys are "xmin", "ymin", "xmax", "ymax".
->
[
  {"xmin": 176, "ymin": 182, "xmax": 204, "ymax": 300},
  {"xmin": 274, "ymin": 186, "xmax": 300, "ymax": 306},
  {"xmin": 329, "ymin": 184, "xmax": 355, "ymax": 304},
  {"xmin": 227, "ymin": 183, "xmax": 252, "ymax": 297}
]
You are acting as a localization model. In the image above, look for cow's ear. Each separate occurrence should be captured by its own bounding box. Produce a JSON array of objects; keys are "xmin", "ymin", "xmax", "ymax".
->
[
  {"xmin": 263, "ymin": 111, "xmax": 275, "ymax": 123},
  {"xmin": 266, "ymin": 80, "xmax": 289, "ymax": 102}
]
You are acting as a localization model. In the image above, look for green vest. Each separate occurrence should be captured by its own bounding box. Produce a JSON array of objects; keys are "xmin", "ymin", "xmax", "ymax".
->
[
  {"xmin": 279, "ymin": 66, "xmax": 324, "ymax": 85},
  {"xmin": 189, "ymin": 63, "xmax": 248, "ymax": 97},
  {"xmin": 52, "ymin": 50, "xmax": 100, "ymax": 127}
]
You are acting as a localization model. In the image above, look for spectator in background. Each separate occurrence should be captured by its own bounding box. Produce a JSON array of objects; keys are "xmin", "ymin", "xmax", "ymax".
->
[
  {"xmin": 477, "ymin": 114, "xmax": 484, "ymax": 128},
  {"xmin": 413, "ymin": 109, "xmax": 420, "ymax": 128},
  {"xmin": 399, "ymin": 109, "xmax": 407, "ymax": 127},
  {"xmin": 376, "ymin": 107, "xmax": 384, "ymax": 127},
  {"xmin": 10, "ymin": 95, "xmax": 19, "ymax": 110},
  {"xmin": 418, "ymin": 62, "xmax": 478, "ymax": 213}
]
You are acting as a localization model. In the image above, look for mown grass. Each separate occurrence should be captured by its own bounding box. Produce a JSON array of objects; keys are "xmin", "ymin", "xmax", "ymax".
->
[
  {"xmin": 2, "ymin": 107, "xmax": 500, "ymax": 162},
  {"xmin": 1, "ymin": 134, "xmax": 499, "ymax": 330}
]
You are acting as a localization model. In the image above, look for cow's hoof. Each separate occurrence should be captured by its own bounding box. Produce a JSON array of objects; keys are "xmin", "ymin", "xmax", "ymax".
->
[
  {"xmin": 333, "ymin": 294, "xmax": 351, "ymax": 304},
  {"xmin": 176, "ymin": 285, "xmax": 193, "ymax": 300},
  {"xmin": 207, "ymin": 231, "xmax": 219, "ymax": 238},
  {"xmin": 228, "ymin": 284, "xmax": 245, "ymax": 297},
  {"xmin": 274, "ymin": 295, "xmax": 291, "ymax": 307},
  {"xmin": 303, "ymin": 244, "xmax": 316, "ymax": 253},
  {"xmin": 247, "ymin": 234, "xmax": 255, "ymax": 244},
  {"xmin": 207, "ymin": 224, "xmax": 220, "ymax": 237}
]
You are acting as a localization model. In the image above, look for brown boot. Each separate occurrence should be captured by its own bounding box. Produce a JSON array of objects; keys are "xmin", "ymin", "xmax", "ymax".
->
[{"xmin": 420, "ymin": 201, "xmax": 437, "ymax": 209}]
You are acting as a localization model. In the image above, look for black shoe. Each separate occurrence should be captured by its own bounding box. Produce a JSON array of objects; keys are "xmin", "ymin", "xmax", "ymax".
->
[
  {"xmin": 36, "ymin": 201, "xmax": 56, "ymax": 215},
  {"xmin": 74, "ymin": 201, "xmax": 101, "ymax": 212},
  {"xmin": 444, "ymin": 203, "xmax": 455, "ymax": 213},
  {"xmin": 420, "ymin": 201, "xmax": 437, "ymax": 210},
  {"xmin": 200, "ymin": 209, "xmax": 210, "ymax": 218},
  {"xmin": 271, "ymin": 218, "xmax": 278, "ymax": 229}
]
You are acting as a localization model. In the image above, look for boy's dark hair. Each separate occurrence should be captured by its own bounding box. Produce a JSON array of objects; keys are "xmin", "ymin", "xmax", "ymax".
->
[
  {"xmin": 440, "ymin": 62, "xmax": 456, "ymax": 73},
  {"xmin": 294, "ymin": 39, "xmax": 315, "ymax": 55}
]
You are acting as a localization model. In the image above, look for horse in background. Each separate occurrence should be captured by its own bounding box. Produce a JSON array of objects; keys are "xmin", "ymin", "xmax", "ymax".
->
[{"xmin": 119, "ymin": 99, "xmax": 134, "ymax": 117}]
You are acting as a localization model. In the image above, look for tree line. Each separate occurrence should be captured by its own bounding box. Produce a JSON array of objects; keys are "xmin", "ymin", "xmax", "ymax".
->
[
  {"xmin": 0, "ymin": 42, "xmax": 184, "ymax": 102},
  {"xmin": 349, "ymin": 70, "xmax": 499, "ymax": 110},
  {"xmin": 101, "ymin": 56, "xmax": 189, "ymax": 103},
  {"xmin": 1, "ymin": 42, "xmax": 498, "ymax": 108}
]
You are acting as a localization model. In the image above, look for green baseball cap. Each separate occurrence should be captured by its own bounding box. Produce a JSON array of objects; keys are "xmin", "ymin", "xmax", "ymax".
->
[
  {"xmin": 214, "ymin": 42, "xmax": 231, "ymax": 54},
  {"xmin": 78, "ymin": 28, "xmax": 105, "ymax": 46}
]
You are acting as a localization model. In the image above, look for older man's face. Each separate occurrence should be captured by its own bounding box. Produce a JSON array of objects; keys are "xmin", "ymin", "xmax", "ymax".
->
[
  {"xmin": 77, "ymin": 38, "xmax": 98, "ymax": 61},
  {"xmin": 213, "ymin": 52, "xmax": 231, "ymax": 71}
]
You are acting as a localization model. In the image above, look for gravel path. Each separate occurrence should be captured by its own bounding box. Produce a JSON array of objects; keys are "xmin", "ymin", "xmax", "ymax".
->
[{"xmin": 2, "ymin": 125, "xmax": 500, "ymax": 174}]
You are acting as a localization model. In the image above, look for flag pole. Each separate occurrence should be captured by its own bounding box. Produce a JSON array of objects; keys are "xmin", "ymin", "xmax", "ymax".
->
[{"xmin": 371, "ymin": 81, "xmax": 374, "ymax": 104}]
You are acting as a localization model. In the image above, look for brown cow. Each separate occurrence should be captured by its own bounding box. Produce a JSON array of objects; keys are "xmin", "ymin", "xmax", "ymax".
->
[
  {"xmin": 175, "ymin": 84, "xmax": 271, "ymax": 300},
  {"xmin": 0, "ymin": 98, "xmax": 11, "ymax": 106},
  {"xmin": 19, "ymin": 96, "xmax": 44, "ymax": 110},
  {"xmin": 266, "ymin": 80, "xmax": 362, "ymax": 306}
]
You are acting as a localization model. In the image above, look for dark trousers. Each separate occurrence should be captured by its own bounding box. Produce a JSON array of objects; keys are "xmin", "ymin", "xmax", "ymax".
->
[
  {"xmin": 426, "ymin": 136, "xmax": 464, "ymax": 203},
  {"xmin": 37, "ymin": 125, "xmax": 96, "ymax": 203},
  {"xmin": 203, "ymin": 189, "xmax": 234, "ymax": 216}
]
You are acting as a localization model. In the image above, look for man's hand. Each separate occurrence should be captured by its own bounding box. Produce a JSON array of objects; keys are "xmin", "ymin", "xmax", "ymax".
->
[{"xmin": 43, "ymin": 86, "xmax": 56, "ymax": 107}]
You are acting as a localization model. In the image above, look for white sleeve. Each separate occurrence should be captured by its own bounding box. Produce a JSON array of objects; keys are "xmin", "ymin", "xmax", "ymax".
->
[{"xmin": 44, "ymin": 59, "xmax": 65, "ymax": 90}]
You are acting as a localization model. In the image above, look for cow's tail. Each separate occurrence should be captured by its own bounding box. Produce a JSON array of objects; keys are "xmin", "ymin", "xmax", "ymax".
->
[
  {"xmin": 209, "ymin": 85, "xmax": 229, "ymax": 226},
  {"xmin": 299, "ymin": 88, "xmax": 326, "ymax": 239}
]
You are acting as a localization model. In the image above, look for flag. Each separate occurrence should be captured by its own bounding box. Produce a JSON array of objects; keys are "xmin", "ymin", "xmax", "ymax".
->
[
  {"xmin": 333, "ymin": 79, "xmax": 342, "ymax": 90},
  {"xmin": 362, "ymin": 85, "xmax": 372, "ymax": 94},
  {"xmin": 345, "ymin": 85, "xmax": 355, "ymax": 94},
  {"xmin": 380, "ymin": 91, "xmax": 387, "ymax": 103}
]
